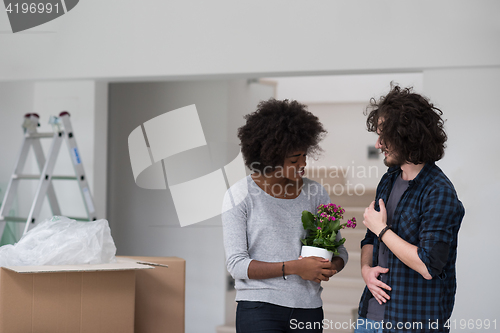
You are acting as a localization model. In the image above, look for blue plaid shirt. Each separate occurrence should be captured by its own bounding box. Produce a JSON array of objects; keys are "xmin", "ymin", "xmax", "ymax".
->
[{"xmin": 358, "ymin": 162, "xmax": 465, "ymax": 333}]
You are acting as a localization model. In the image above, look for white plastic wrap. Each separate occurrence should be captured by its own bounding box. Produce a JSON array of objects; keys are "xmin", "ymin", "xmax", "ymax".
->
[{"xmin": 0, "ymin": 216, "xmax": 117, "ymax": 267}]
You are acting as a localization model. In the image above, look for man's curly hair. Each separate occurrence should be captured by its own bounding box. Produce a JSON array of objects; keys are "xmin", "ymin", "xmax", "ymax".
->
[
  {"xmin": 365, "ymin": 84, "xmax": 447, "ymax": 164},
  {"xmin": 238, "ymin": 98, "xmax": 327, "ymax": 174}
]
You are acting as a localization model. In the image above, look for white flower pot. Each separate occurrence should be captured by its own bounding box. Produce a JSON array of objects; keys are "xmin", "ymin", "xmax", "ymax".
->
[{"xmin": 300, "ymin": 245, "xmax": 333, "ymax": 261}]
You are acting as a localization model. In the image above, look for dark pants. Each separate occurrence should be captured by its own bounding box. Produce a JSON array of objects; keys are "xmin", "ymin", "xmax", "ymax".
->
[{"xmin": 236, "ymin": 301, "xmax": 324, "ymax": 333}]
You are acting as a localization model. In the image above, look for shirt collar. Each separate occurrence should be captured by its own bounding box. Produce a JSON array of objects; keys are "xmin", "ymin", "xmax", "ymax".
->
[
  {"xmin": 385, "ymin": 161, "xmax": 436, "ymax": 185},
  {"xmin": 410, "ymin": 161, "xmax": 435, "ymax": 186}
]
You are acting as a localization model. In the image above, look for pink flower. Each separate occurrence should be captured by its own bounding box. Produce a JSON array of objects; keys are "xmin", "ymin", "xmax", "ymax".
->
[
  {"xmin": 346, "ymin": 218, "xmax": 357, "ymax": 228},
  {"xmin": 317, "ymin": 227, "xmax": 321, "ymax": 230}
]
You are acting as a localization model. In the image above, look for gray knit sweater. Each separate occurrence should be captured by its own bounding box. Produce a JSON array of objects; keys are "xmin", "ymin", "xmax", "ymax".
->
[{"xmin": 222, "ymin": 175, "xmax": 349, "ymax": 308}]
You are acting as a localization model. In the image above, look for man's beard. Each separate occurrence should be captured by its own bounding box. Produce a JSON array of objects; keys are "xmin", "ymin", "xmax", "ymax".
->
[
  {"xmin": 383, "ymin": 157, "xmax": 399, "ymax": 168},
  {"xmin": 382, "ymin": 149, "xmax": 404, "ymax": 167}
]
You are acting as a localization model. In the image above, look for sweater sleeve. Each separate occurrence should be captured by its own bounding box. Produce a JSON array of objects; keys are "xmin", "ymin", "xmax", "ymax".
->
[
  {"xmin": 334, "ymin": 230, "xmax": 349, "ymax": 267},
  {"xmin": 221, "ymin": 187, "xmax": 253, "ymax": 280}
]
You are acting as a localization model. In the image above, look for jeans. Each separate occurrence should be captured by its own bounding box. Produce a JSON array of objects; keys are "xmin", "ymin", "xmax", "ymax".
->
[
  {"xmin": 236, "ymin": 301, "xmax": 324, "ymax": 333},
  {"xmin": 354, "ymin": 317, "xmax": 383, "ymax": 333}
]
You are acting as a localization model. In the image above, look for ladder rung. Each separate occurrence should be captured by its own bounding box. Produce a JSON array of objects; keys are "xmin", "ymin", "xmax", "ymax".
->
[
  {"xmin": 13, "ymin": 174, "xmax": 39, "ymax": 180},
  {"xmin": 0, "ymin": 216, "xmax": 93, "ymax": 222},
  {"xmin": 13, "ymin": 174, "xmax": 78, "ymax": 180},
  {"xmin": 66, "ymin": 216, "xmax": 94, "ymax": 222},
  {"xmin": 53, "ymin": 176, "xmax": 78, "ymax": 180},
  {"xmin": 25, "ymin": 132, "xmax": 55, "ymax": 139},
  {"xmin": 0, "ymin": 216, "xmax": 29, "ymax": 222}
]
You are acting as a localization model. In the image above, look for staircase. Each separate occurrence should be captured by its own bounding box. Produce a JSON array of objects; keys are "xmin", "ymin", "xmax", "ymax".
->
[{"xmin": 217, "ymin": 169, "xmax": 375, "ymax": 333}]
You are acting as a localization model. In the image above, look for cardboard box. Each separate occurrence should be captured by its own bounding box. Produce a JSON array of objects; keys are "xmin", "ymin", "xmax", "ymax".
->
[
  {"xmin": 124, "ymin": 256, "xmax": 185, "ymax": 333},
  {"xmin": 0, "ymin": 258, "xmax": 153, "ymax": 333}
]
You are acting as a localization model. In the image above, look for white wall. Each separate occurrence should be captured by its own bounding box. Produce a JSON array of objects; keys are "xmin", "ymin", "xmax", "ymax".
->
[
  {"xmin": 0, "ymin": 83, "xmax": 33, "ymax": 181},
  {"xmin": 270, "ymin": 73, "xmax": 423, "ymax": 104},
  {"xmin": 1, "ymin": 1, "xmax": 499, "ymax": 81},
  {"xmin": 304, "ymin": 103, "xmax": 385, "ymax": 190},
  {"xmin": 423, "ymin": 67, "xmax": 500, "ymax": 330}
]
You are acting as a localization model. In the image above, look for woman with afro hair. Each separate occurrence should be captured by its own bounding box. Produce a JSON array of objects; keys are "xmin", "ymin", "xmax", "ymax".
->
[{"xmin": 222, "ymin": 98, "xmax": 348, "ymax": 333}]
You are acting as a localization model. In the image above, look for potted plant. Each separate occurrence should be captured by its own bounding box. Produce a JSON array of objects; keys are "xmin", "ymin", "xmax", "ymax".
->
[{"xmin": 300, "ymin": 203, "xmax": 356, "ymax": 261}]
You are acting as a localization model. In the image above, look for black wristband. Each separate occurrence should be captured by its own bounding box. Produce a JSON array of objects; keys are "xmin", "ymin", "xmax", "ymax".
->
[
  {"xmin": 282, "ymin": 262, "xmax": 287, "ymax": 280},
  {"xmin": 378, "ymin": 225, "xmax": 392, "ymax": 243}
]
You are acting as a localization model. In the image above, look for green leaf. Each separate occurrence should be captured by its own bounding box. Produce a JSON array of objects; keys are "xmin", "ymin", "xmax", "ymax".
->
[
  {"xmin": 322, "ymin": 220, "xmax": 333, "ymax": 234},
  {"xmin": 301, "ymin": 211, "xmax": 316, "ymax": 230},
  {"xmin": 332, "ymin": 219, "xmax": 341, "ymax": 232},
  {"xmin": 332, "ymin": 238, "xmax": 346, "ymax": 246},
  {"xmin": 313, "ymin": 238, "xmax": 325, "ymax": 247},
  {"xmin": 329, "ymin": 231, "xmax": 337, "ymax": 242}
]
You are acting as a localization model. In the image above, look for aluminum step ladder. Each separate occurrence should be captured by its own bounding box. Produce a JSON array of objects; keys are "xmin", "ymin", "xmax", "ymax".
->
[{"xmin": 0, "ymin": 112, "xmax": 97, "ymax": 238}]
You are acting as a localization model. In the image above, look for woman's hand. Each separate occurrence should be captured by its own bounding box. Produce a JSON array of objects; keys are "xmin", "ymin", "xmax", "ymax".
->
[
  {"xmin": 290, "ymin": 256, "xmax": 335, "ymax": 283},
  {"xmin": 328, "ymin": 256, "xmax": 344, "ymax": 276}
]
